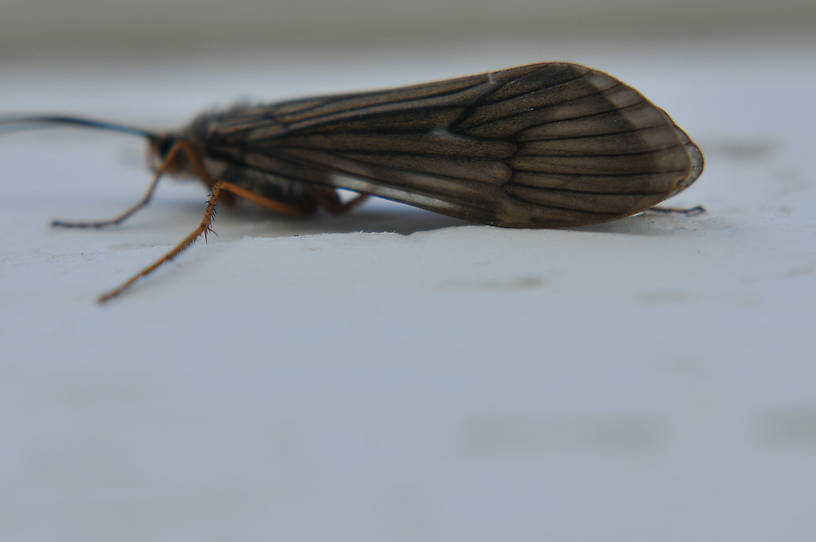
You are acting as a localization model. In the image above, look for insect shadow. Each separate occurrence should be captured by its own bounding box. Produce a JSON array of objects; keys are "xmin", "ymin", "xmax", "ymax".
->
[
  {"xmin": 568, "ymin": 210, "xmax": 704, "ymax": 236},
  {"xmin": 230, "ymin": 200, "xmax": 468, "ymax": 235},
  {"xmin": 179, "ymin": 197, "xmax": 695, "ymax": 238}
]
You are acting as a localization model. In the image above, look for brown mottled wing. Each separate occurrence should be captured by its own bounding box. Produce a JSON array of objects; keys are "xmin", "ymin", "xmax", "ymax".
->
[{"xmin": 203, "ymin": 63, "xmax": 704, "ymax": 227}]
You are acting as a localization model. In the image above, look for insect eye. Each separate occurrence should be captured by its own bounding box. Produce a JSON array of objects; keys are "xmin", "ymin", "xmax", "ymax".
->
[{"xmin": 156, "ymin": 136, "xmax": 175, "ymax": 157}]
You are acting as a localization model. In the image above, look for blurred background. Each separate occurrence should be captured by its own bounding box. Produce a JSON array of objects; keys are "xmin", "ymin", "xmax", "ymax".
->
[
  {"xmin": 3, "ymin": 2, "xmax": 816, "ymax": 542},
  {"xmin": 2, "ymin": 0, "xmax": 815, "ymax": 54}
]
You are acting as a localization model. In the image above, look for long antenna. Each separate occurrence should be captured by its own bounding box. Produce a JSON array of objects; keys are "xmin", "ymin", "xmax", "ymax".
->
[{"xmin": 0, "ymin": 115, "xmax": 158, "ymax": 141}]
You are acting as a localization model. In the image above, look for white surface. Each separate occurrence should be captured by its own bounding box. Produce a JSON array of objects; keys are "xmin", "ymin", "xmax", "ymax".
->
[{"xmin": 2, "ymin": 34, "xmax": 816, "ymax": 541}]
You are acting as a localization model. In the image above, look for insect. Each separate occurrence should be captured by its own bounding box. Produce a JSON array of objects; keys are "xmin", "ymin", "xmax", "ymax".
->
[{"xmin": 1, "ymin": 62, "xmax": 704, "ymax": 303}]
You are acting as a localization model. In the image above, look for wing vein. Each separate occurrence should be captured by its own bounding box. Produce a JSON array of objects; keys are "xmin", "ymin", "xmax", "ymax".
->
[
  {"xmin": 464, "ymin": 83, "xmax": 624, "ymax": 132},
  {"xmin": 273, "ymin": 148, "xmax": 504, "ymax": 187},
  {"xmin": 517, "ymin": 142, "xmax": 684, "ymax": 158},
  {"xmin": 520, "ymin": 123, "xmax": 669, "ymax": 142},
  {"xmin": 502, "ymin": 191, "xmax": 618, "ymax": 217}
]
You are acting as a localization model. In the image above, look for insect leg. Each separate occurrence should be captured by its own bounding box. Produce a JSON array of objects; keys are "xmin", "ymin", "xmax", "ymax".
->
[
  {"xmin": 643, "ymin": 205, "xmax": 706, "ymax": 216},
  {"xmin": 97, "ymin": 179, "xmax": 316, "ymax": 303},
  {"xmin": 216, "ymin": 181, "xmax": 317, "ymax": 216},
  {"xmin": 51, "ymin": 141, "xmax": 194, "ymax": 228},
  {"xmin": 97, "ymin": 180, "xmax": 227, "ymax": 303}
]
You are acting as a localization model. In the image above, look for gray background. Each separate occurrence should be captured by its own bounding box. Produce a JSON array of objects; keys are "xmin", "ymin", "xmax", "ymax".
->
[{"xmin": 3, "ymin": 0, "xmax": 815, "ymax": 52}]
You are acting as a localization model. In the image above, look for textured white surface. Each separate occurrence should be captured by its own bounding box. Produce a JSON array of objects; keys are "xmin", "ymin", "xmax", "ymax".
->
[{"xmin": 2, "ymin": 34, "xmax": 815, "ymax": 541}]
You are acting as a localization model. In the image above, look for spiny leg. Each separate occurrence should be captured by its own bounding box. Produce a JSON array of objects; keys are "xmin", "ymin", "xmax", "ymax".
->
[
  {"xmin": 644, "ymin": 205, "xmax": 706, "ymax": 216},
  {"xmin": 51, "ymin": 141, "xmax": 190, "ymax": 228},
  {"xmin": 97, "ymin": 180, "xmax": 315, "ymax": 303},
  {"xmin": 97, "ymin": 181, "xmax": 226, "ymax": 303}
]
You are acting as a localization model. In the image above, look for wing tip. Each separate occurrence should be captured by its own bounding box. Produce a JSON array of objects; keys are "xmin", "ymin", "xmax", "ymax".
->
[{"xmin": 667, "ymin": 123, "xmax": 705, "ymax": 196}]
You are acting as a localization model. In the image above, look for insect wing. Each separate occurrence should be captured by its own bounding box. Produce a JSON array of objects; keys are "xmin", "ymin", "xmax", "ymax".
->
[{"xmin": 205, "ymin": 63, "xmax": 703, "ymax": 227}]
